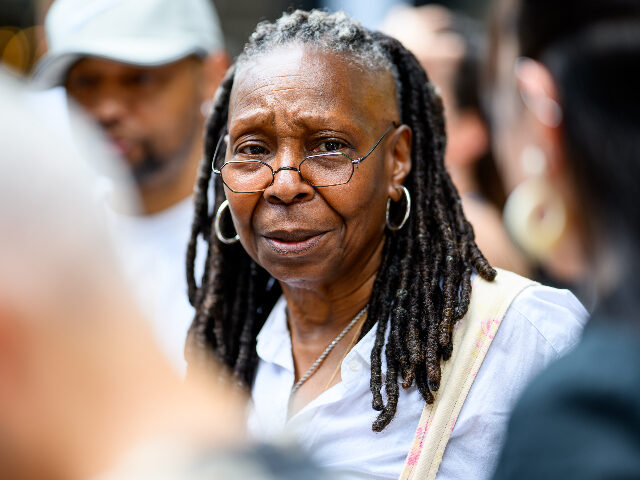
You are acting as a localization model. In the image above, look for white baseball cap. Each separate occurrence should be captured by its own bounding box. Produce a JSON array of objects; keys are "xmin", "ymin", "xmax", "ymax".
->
[{"xmin": 33, "ymin": 0, "xmax": 225, "ymax": 88}]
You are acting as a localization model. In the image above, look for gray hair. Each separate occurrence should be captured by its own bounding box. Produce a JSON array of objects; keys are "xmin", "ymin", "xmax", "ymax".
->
[{"xmin": 236, "ymin": 9, "xmax": 402, "ymax": 109}]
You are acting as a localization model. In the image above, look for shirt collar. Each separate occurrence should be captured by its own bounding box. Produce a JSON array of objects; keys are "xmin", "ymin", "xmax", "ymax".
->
[
  {"xmin": 255, "ymin": 296, "xmax": 294, "ymax": 372},
  {"xmin": 255, "ymin": 296, "xmax": 385, "ymax": 370}
]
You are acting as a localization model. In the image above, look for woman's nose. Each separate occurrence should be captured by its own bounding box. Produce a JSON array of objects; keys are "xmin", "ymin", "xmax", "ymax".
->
[{"xmin": 264, "ymin": 154, "xmax": 315, "ymax": 205}]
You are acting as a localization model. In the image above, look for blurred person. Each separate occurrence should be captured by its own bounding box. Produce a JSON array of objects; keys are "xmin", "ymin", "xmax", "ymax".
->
[
  {"xmin": 485, "ymin": 0, "xmax": 587, "ymax": 291},
  {"xmin": 0, "ymin": 71, "xmax": 326, "ymax": 480},
  {"xmin": 483, "ymin": 0, "xmax": 640, "ymax": 478},
  {"xmin": 382, "ymin": 5, "xmax": 530, "ymax": 276},
  {"xmin": 185, "ymin": 10, "xmax": 586, "ymax": 479},
  {"xmin": 32, "ymin": 0, "xmax": 230, "ymax": 373}
]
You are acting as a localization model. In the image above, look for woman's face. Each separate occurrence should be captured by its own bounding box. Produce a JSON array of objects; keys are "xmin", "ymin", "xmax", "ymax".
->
[{"xmin": 224, "ymin": 45, "xmax": 411, "ymax": 290}]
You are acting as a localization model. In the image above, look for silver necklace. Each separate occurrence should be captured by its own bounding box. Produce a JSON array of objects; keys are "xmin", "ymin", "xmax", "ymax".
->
[{"xmin": 291, "ymin": 305, "xmax": 368, "ymax": 394}]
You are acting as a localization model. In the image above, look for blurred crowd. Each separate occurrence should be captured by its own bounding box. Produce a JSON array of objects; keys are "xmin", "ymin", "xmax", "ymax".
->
[{"xmin": 1, "ymin": 0, "xmax": 640, "ymax": 479}]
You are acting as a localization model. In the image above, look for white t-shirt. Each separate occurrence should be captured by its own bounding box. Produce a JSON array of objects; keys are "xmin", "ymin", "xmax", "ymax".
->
[
  {"xmin": 110, "ymin": 197, "xmax": 200, "ymax": 374},
  {"xmin": 248, "ymin": 284, "xmax": 587, "ymax": 480},
  {"xmin": 27, "ymin": 87, "xmax": 74, "ymax": 144},
  {"xmin": 29, "ymin": 88, "xmax": 196, "ymax": 374}
]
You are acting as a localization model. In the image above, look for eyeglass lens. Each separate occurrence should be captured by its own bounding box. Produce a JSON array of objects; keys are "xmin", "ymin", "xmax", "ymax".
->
[{"xmin": 220, "ymin": 153, "xmax": 354, "ymax": 192}]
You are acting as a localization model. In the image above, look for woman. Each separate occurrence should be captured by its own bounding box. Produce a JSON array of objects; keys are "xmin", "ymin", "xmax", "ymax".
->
[
  {"xmin": 486, "ymin": 0, "xmax": 640, "ymax": 478},
  {"xmin": 185, "ymin": 10, "xmax": 585, "ymax": 480}
]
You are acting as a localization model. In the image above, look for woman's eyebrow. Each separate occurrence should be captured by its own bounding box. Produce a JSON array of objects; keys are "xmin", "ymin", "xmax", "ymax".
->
[
  {"xmin": 228, "ymin": 112, "xmax": 274, "ymax": 135},
  {"xmin": 230, "ymin": 109, "xmax": 272, "ymax": 124},
  {"xmin": 289, "ymin": 113, "xmax": 370, "ymax": 134}
]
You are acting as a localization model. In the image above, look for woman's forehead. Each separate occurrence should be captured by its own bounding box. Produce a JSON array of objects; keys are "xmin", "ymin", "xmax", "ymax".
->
[{"xmin": 229, "ymin": 45, "xmax": 397, "ymax": 127}]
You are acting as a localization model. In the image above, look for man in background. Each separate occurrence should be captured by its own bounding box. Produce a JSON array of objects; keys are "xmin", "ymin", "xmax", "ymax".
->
[{"xmin": 33, "ymin": 0, "xmax": 229, "ymax": 373}]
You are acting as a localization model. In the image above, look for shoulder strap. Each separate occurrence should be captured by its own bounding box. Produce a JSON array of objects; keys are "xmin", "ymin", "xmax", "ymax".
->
[{"xmin": 400, "ymin": 268, "xmax": 537, "ymax": 480}]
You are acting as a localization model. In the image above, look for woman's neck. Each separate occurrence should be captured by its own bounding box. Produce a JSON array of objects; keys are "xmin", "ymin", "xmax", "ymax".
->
[{"xmin": 281, "ymin": 236, "xmax": 384, "ymax": 345}]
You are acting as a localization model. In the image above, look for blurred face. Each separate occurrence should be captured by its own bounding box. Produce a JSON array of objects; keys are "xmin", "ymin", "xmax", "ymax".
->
[
  {"xmin": 65, "ymin": 57, "xmax": 205, "ymax": 187},
  {"xmin": 487, "ymin": 23, "xmax": 589, "ymax": 283},
  {"xmin": 224, "ymin": 45, "xmax": 409, "ymax": 289}
]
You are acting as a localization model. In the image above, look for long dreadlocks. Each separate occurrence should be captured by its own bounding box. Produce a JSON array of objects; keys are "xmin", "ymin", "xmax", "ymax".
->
[{"xmin": 185, "ymin": 10, "xmax": 495, "ymax": 432}]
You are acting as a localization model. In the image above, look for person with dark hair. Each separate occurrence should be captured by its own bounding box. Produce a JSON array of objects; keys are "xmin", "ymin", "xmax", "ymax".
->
[
  {"xmin": 486, "ymin": 0, "xmax": 640, "ymax": 478},
  {"xmin": 186, "ymin": 9, "xmax": 585, "ymax": 479},
  {"xmin": 381, "ymin": 4, "xmax": 530, "ymax": 277}
]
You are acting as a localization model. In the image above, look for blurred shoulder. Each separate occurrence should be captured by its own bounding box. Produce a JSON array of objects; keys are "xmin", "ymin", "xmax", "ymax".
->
[
  {"xmin": 492, "ymin": 321, "xmax": 640, "ymax": 480},
  {"xmin": 99, "ymin": 442, "xmax": 331, "ymax": 480},
  {"xmin": 523, "ymin": 321, "xmax": 640, "ymax": 399},
  {"xmin": 501, "ymin": 271, "xmax": 588, "ymax": 354}
]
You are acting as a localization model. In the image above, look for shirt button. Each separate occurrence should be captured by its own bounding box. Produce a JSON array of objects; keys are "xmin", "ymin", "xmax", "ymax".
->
[{"xmin": 348, "ymin": 360, "xmax": 360, "ymax": 372}]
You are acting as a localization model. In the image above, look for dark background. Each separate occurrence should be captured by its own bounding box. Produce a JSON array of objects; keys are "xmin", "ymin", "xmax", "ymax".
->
[{"xmin": 0, "ymin": 0, "xmax": 491, "ymax": 74}]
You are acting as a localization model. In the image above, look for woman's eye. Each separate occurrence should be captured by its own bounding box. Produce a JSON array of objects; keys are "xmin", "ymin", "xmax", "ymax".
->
[
  {"xmin": 319, "ymin": 140, "xmax": 346, "ymax": 152},
  {"xmin": 239, "ymin": 145, "xmax": 267, "ymax": 156}
]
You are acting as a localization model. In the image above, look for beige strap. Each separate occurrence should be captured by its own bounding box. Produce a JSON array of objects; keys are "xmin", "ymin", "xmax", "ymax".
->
[{"xmin": 400, "ymin": 268, "xmax": 537, "ymax": 480}]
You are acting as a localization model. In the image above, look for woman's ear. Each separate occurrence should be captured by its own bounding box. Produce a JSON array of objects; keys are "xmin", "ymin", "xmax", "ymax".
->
[
  {"xmin": 387, "ymin": 124, "xmax": 412, "ymax": 201},
  {"xmin": 515, "ymin": 57, "xmax": 565, "ymax": 178},
  {"xmin": 515, "ymin": 57, "xmax": 562, "ymax": 129}
]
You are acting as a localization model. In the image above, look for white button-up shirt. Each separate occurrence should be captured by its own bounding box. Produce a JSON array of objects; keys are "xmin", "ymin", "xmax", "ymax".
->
[{"xmin": 248, "ymin": 284, "xmax": 587, "ymax": 480}]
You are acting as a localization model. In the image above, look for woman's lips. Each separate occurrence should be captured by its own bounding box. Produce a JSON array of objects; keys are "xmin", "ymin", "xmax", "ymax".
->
[{"xmin": 263, "ymin": 230, "xmax": 327, "ymax": 255}]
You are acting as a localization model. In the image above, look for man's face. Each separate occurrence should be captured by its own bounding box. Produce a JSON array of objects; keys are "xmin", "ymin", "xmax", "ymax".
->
[{"xmin": 65, "ymin": 57, "xmax": 205, "ymax": 187}]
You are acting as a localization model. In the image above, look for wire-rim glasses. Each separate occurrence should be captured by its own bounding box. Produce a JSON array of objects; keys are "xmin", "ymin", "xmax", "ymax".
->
[{"xmin": 211, "ymin": 122, "xmax": 398, "ymax": 193}]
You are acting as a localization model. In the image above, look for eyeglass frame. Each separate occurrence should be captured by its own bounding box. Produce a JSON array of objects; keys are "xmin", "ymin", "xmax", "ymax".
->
[{"xmin": 211, "ymin": 121, "xmax": 399, "ymax": 194}]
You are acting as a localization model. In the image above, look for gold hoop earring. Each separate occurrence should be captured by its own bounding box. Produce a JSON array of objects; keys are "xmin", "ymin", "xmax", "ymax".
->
[
  {"xmin": 386, "ymin": 185, "xmax": 411, "ymax": 231},
  {"xmin": 214, "ymin": 200, "xmax": 240, "ymax": 244},
  {"xmin": 503, "ymin": 177, "xmax": 566, "ymax": 260}
]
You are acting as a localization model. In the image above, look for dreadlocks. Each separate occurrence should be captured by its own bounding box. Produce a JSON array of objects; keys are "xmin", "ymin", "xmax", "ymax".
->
[{"xmin": 185, "ymin": 9, "xmax": 495, "ymax": 432}]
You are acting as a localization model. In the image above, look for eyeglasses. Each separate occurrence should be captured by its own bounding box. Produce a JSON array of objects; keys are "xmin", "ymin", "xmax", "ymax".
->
[{"xmin": 212, "ymin": 122, "xmax": 398, "ymax": 193}]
